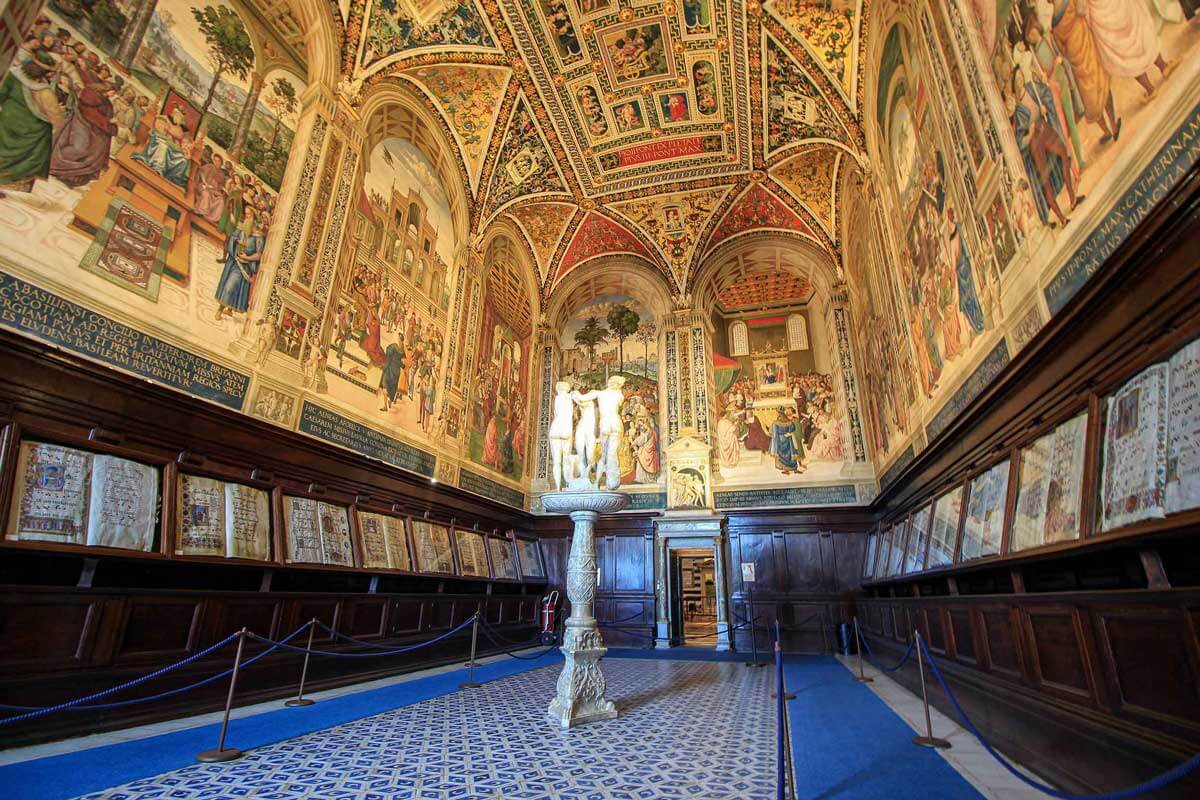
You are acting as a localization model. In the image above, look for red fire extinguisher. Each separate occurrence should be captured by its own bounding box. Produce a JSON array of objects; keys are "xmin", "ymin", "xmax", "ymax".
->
[{"xmin": 540, "ymin": 591, "xmax": 560, "ymax": 645}]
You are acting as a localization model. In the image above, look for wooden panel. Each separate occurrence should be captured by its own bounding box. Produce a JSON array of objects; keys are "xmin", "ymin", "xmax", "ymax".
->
[
  {"xmin": 215, "ymin": 600, "xmax": 281, "ymax": 642},
  {"xmin": 389, "ymin": 600, "xmax": 423, "ymax": 633},
  {"xmin": 979, "ymin": 608, "xmax": 1023, "ymax": 679},
  {"xmin": 429, "ymin": 600, "xmax": 455, "ymax": 629},
  {"xmin": 735, "ymin": 533, "xmax": 778, "ymax": 590},
  {"xmin": 949, "ymin": 609, "xmax": 976, "ymax": 664},
  {"xmin": 1094, "ymin": 608, "xmax": 1200, "ymax": 724},
  {"xmin": 0, "ymin": 595, "xmax": 98, "ymax": 669},
  {"xmin": 783, "ymin": 533, "xmax": 825, "ymax": 592},
  {"xmin": 1023, "ymin": 608, "xmax": 1094, "ymax": 702},
  {"xmin": 115, "ymin": 597, "xmax": 201, "ymax": 660},
  {"xmin": 613, "ymin": 535, "xmax": 649, "ymax": 592},
  {"xmin": 347, "ymin": 600, "xmax": 386, "ymax": 638},
  {"xmin": 295, "ymin": 600, "xmax": 340, "ymax": 641},
  {"xmin": 925, "ymin": 608, "xmax": 947, "ymax": 654}
]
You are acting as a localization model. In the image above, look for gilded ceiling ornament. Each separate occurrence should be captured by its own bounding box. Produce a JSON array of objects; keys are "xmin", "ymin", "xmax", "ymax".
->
[
  {"xmin": 663, "ymin": 2, "xmax": 677, "ymax": 14},
  {"xmin": 750, "ymin": 170, "xmax": 765, "ymax": 182},
  {"xmin": 651, "ymin": 127, "xmax": 662, "ymax": 137},
  {"xmin": 581, "ymin": 22, "xmax": 595, "ymax": 35},
  {"xmin": 715, "ymin": 37, "xmax": 728, "ymax": 49},
  {"xmin": 619, "ymin": 8, "xmax": 634, "ymax": 22},
  {"xmin": 672, "ymin": 41, "xmax": 685, "ymax": 55},
  {"xmin": 722, "ymin": 121, "xmax": 734, "ymax": 132},
  {"xmin": 511, "ymin": 57, "xmax": 526, "ymax": 71},
  {"xmin": 580, "ymin": 198, "xmax": 597, "ymax": 210}
]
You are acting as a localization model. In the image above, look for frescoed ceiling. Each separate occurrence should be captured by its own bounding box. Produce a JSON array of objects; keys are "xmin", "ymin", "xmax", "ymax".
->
[{"xmin": 338, "ymin": 0, "xmax": 868, "ymax": 297}]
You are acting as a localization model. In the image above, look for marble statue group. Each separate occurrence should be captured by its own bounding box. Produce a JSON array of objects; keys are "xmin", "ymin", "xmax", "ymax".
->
[{"xmin": 549, "ymin": 376, "xmax": 627, "ymax": 492}]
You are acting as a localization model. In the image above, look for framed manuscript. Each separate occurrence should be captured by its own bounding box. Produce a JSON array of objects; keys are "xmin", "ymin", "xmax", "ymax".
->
[
  {"xmin": 1011, "ymin": 413, "xmax": 1088, "ymax": 552},
  {"xmin": 961, "ymin": 460, "xmax": 1010, "ymax": 561},
  {"xmin": 863, "ymin": 531, "xmax": 878, "ymax": 577},
  {"xmin": 284, "ymin": 496, "xmax": 353, "ymax": 566},
  {"xmin": 489, "ymin": 536, "xmax": 519, "ymax": 580},
  {"xmin": 8, "ymin": 442, "xmax": 158, "ymax": 552},
  {"xmin": 887, "ymin": 521, "xmax": 907, "ymax": 576},
  {"xmin": 516, "ymin": 537, "xmax": 544, "ymax": 580},
  {"xmin": 1101, "ymin": 363, "xmax": 1168, "ymax": 531},
  {"xmin": 903, "ymin": 504, "xmax": 932, "ymax": 575},
  {"xmin": 1166, "ymin": 338, "xmax": 1200, "ymax": 514},
  {"xmin": 356, "ymin": 510, "xmax": 390, "ymax": 569},
  {"xmin": 176, "ymin": 474, "xmax": 270, "ymax": 560},
  {"xmin": 873, "ymin": 526, "xmax": 893, "ymax": 578},
  {"xmin": 412, "ymin": 520, "xmax": 455, "ymax": 574},
  {"xmin": 455, "ymin": 528, "xmax": 491, "ymax": 578},
  {"xmin": 357, "ymin": 512, "xmax": 412, "ymax": 571},
  {"xmin": 928, "ymin": 486, "xmax": 963, "ymax": 569},
  {"xmin": 317, "ymin": 504, "xmax": 355, "ymax": 567}
]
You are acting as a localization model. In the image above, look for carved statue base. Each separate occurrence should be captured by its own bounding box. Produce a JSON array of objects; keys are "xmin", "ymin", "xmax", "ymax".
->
[{"xmin": 541, "ymin": 490, "xmax": 627, "ymax": 728}]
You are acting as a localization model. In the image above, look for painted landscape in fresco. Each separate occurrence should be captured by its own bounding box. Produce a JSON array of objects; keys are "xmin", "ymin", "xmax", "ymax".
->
[
  {"xmin": 711, "ymin": 312, "xmax": 848, "ymax": 486},
  {"xmin": 0, "ymin": 0, "xmax": 300, "ymax": 356},
  {"xmin": 322, "ymin": 138, "xmax": 452, "ymax": 444},
  {"xmin": 466, "ymin": 240, "xmax": 534, "ymax": 483},
  {"xmin": 558, "ymin": 293, "xmax": 662, "ymax": 488}
]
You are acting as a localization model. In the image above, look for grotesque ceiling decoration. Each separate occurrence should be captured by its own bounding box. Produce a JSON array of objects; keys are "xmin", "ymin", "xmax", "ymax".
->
[{"xmin": 341, "ymin": 0, "xmax": 868, "ymax": 301}]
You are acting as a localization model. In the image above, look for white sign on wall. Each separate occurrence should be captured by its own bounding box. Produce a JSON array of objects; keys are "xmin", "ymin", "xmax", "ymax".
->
[{"xmin": 741, "ymin": 562, "xmax": 756, "ymax": 583}]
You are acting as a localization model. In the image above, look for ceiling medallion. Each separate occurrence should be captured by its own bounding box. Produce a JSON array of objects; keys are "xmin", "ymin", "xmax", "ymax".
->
[
  {"xmin": 672, "ymin": 41, "xmax": 685, "ymax": 55},
  {"xmin": 651, "ymin": 127, "xmax": 663, "ymax": 136},
  {"xmin": 715, "ymin": 37, "xmax": 728, "ymax": 49},
  {"xmin": 722, "ymin": 121, "xmax": 734, "ymax": 132},
  {"xmin": 675, "ymin": 75, "xmax": 688, "ymax": 87},
  {"xmin": 603, "ymin": 91, "xmax": 617, "ymax": 103},
  {"xmin": 581, "ymin": 22, "xmax": 595, "ymax": 35},
  {"xmin": 510, "ymin": 57, "xmax": 526, "ymax": 72},
  {"xmin": 619, "ymin": 8, "xmax": 634, "ymax": 22},
  {"xmin": 580, "ymin": 198, "xmax": 597, "ymax": 210},
  {"xmin": 553, "ymin": 74, "xmax": 566, "ymax": 86},
  {"xmin": 663, "ymin": 2, "xmax": 677, "ymax": 13},
  {"xmin": 750, "ymin": 170, "xmax": 766, "ymax": 181},
  {"xmin": 640, "ymin": 84, "xmax": 654, "ymax": 96}
]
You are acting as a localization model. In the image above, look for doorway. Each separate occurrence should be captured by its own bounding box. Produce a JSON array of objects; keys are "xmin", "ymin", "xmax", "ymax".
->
[{"xmin": 670, "ymin": 548, "xmax": 718, "ymax": 647}]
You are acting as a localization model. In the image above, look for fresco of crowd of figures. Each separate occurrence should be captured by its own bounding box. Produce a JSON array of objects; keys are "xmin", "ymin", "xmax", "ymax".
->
[{"xmin": 0, "ymin": 0, "xmax": 1195, "ymax": 511}]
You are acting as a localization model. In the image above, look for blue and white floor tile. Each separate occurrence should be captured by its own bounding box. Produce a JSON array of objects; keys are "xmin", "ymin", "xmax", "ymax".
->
[{"xmin": 78, "ymin": 659, "xmax": 778, "ymax": 800}]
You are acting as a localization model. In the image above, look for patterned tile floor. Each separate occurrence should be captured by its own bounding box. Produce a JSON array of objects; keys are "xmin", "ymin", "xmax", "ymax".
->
[{"xmin": 77, "ymin": 659, "xmax": 778, "ymax": 800}]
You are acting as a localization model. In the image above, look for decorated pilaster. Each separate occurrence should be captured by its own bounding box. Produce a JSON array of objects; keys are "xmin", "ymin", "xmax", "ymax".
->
[
  {"xmin": 532, "ymin": 323, "xmax": 560, "ymax": 496},
  {"xmin": 233, "ymin": 86, "xmax": 364, "ymax": 392},
  {"xmin": 662, "ymin": 305, "xmax": 716, "ymax": 512}
]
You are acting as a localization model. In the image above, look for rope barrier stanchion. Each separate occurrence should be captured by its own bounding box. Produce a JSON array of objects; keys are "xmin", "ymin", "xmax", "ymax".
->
[
  {"xmin": 460, "ymin": 609, "xmax": 483, "ymax": 690},
  {"xmin": 911, "ymin": 629, "xmax": 951, "ymax": 750},
  {"xmin": 852, "ymin": 617, "xmax": 873, "ymax": 684},
  {"xmin": 770, "ymin": 620, "xmax": 796, "ymax": 700},
  {"xmin": 196, "ymin": 627, "xmax": 248, "ymax": 763},
  {"xmin": 745, "ymin": 591, "xmax": 765, "ymax": 668},
  {"xmin": 284, "ymin": 619, "xmax": 318, "ymax": 708}
]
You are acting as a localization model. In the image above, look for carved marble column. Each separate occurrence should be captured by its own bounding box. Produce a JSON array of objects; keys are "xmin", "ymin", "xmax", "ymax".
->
[{"xmin": 543, "ymin": 492, "xmax": 624, "ymax": 728}]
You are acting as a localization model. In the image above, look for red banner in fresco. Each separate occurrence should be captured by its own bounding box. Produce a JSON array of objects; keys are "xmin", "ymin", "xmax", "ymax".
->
[{"xmin": 613, "ymin": 136, "xmax": 713, "ymax": 168}]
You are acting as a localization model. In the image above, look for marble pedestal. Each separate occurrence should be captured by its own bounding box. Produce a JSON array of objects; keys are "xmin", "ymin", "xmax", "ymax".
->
[{"xmin": 541, "ymin": 489, "xmax": 627, "ymax": 728}]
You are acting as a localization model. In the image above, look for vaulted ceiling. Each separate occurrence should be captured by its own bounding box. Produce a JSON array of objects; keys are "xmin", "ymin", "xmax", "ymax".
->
[{"xmin": 336, "ymin": 0, "xmax": 869, "ymax": 303}]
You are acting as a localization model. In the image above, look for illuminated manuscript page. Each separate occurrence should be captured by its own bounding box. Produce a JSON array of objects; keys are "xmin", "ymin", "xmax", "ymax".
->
[
  {"xmin": 1101, "ymin": 363, "xmax": 1168, "ymax": 531},
  {"xmin": 226, "ymin": 483, "xmax": 271, "ymax": 561},
  {"xmin": 86, "ymin": 455, "xmax": 158, "ymax": 551},
  {"xmin": 1167, "ymin": 339, "xmax": 1200, "ymax": 514},
  {"xmin": 176, "ymin": 474, "xmax": 225, "ymax": 556},
  {"xmin": 8, "ymin": 442, "xmax": 90, "ymax": 545}
]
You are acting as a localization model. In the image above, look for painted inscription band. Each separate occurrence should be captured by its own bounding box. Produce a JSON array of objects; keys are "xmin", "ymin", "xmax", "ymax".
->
[
  {"xmin": 714, "ymin": 484, "xmax": 858, "ymax": 509},
  {"xmin": 0, "ymin": 271, "xmax": 249, "ymax": 409},
  {"xmin": 459, "ymin": 469, "xmax": 526, "ymax": 509},
  {"xmin": 299, "ymin": 401, "xmax": 436, "ymax": 477}
]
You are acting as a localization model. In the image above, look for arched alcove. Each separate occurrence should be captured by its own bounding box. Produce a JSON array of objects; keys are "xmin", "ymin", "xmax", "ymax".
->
[{"xmin": 692, "ymin": 235, "xmax": 855, "ymax": 487}]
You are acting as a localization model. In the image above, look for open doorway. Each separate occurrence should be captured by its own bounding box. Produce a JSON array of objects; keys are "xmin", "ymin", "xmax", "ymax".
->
[{"xmin": 671, "ymin": 548, "xmax": 718, "ymax": 647}]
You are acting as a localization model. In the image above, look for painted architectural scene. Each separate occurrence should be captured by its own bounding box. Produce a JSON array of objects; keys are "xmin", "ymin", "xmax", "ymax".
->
[
  {"xmin": 712, "ymin": 302, "xmax": 850, "ymax": 487},
  {"xmin": 320, "ymin": 138, "xmax": 453, "ymax": 443},
  {"xmin": 466, "ymin": 235, "xmax": 535, "ymax": 484}
]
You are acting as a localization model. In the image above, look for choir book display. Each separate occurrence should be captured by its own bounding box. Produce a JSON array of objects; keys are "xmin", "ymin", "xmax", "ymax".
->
[
  {"xmin": 8, "ymin": 442, "xmax": 158, "ymax": 551},
  {"xmin": 176, "ymin": 474, "xmax": 271, "ymax": 560}
]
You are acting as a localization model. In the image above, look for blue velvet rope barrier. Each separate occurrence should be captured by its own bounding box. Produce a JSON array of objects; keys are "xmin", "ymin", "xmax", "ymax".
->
[
  {"xmin": 856, "ymin": 627, "xmax": 916, "ymax": 673},
  {"xmin": 477, "ymin": 620, "xmax": 561, "ymax": 660},
  {"xmin": 0, "ymin": 621, "xmax": 314, "ymax": 723},
  {"xmin": 917, "ymin": 637, "xmax": 1200, "ymax": 800},
  {"xmin": 774, "ymin": 640, "xmax": 786, "ymax": 800},
  {"xmin": 252, "ymin": 614, "xmax": 478, "ymax": 659}
]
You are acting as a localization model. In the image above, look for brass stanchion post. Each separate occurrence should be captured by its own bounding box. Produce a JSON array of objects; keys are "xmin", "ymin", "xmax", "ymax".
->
[
  {"xmin": 912, "ymin": 630, "xmax": 951, "ymax": 749},
  {"xmin": 459, "ymin": 606, "xmax": 482, "ymax": 689},
  {"xmin": 285, "ymin": 619, "xmax": 317, "ymax": 707},
  {"xmin": 745, "ymin": 588, "xmax": 765, "ymax": 668},
  {"xmin": 197, "ymin": 628, "xmax": 248, "ymax": 762},
  {"xmin": 852, "ymin": 616, "xmax": 873, "ymax": 684},
  {"xmin": 771, "ymin": 619, "xmax": 796, "ymax": 700}
]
